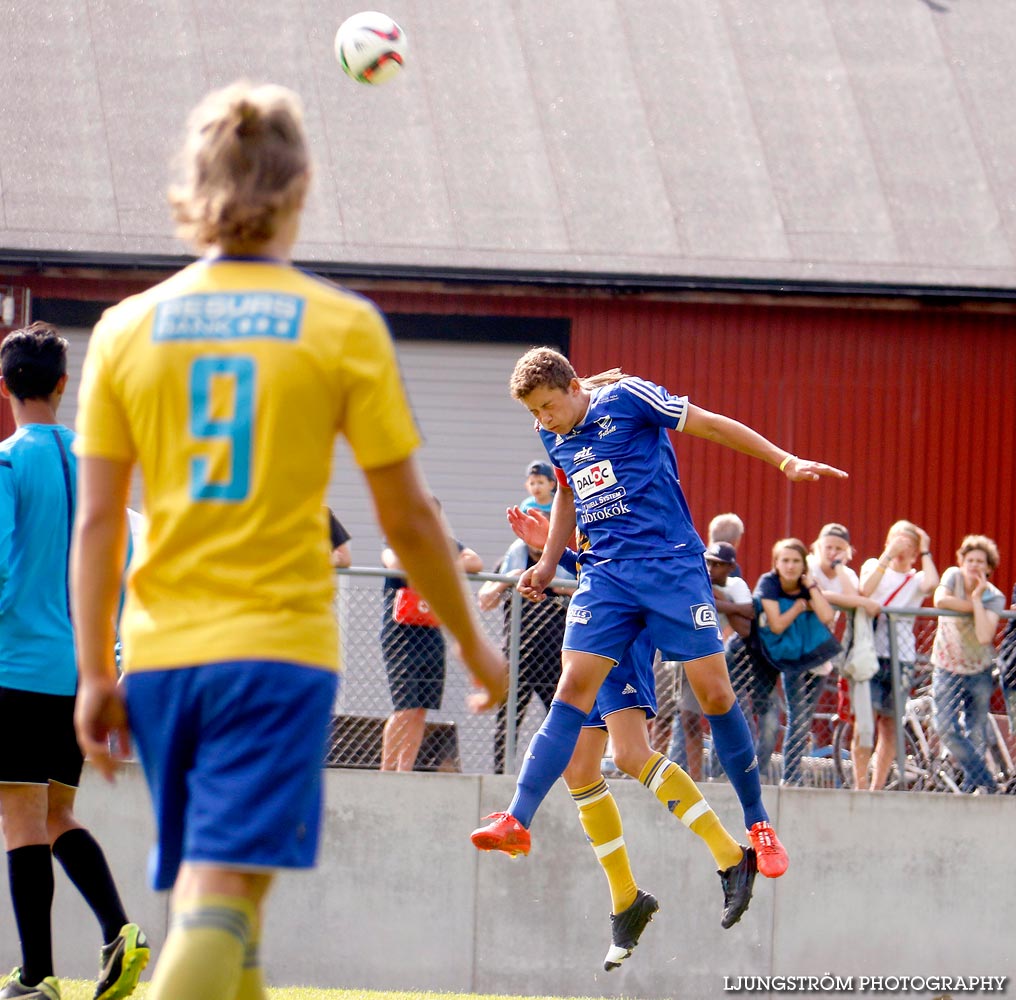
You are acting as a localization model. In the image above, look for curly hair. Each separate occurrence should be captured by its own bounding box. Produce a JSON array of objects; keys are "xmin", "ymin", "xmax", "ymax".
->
[
  {"xmin": 168, "ymin": 81, "xmax": 310, "ymax": 252},
  {"xmin": 957, "ymin": 534, "xmax": 1000, "ymax": 572}
]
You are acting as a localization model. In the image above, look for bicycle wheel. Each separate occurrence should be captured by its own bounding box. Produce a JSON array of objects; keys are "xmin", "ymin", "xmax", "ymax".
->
[
  {"xmin": 890, "ymin": 723, "xmax": 933, "ymax": 791},
  {"xmin": 831, "ymin": 717, "xmax": 854, "ymax": 788},
  {"xmin": 831, "ymin": 716, "xmax": 931, "ymax": 790}
]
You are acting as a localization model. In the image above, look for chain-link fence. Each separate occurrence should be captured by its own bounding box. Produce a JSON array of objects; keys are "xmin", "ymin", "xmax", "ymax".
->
[
  {"xmin": 328, "ymin": 570, "xmax": 1016, "ymax": 792},
  {"xmin": 710, "ymin": 607, "xmax": 1016, "ymax": 793},
  {"xmin": 328, "ymin": 567, "xmax": 575, "ymax": 774}
]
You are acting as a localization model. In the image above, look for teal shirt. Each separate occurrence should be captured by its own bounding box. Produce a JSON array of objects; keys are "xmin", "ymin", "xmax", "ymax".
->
[
  {"xmin": 520, "ymin": 496, "xmax": 553, "ymax": 516},
  {"xmin": 0, "ymin": 423, "xmax": 78, "ymax": 694}
]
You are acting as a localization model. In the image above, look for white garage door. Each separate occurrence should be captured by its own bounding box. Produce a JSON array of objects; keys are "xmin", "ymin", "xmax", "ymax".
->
[{"xmin": 328, "ymin": 337, "xmax": 561, "ymax": 571}]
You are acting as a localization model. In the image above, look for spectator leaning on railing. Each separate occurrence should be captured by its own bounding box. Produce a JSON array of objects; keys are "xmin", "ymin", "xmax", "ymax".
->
[
  {"xmin": 806, "ymin": 523, "xmax": 881, "ymax": 790},
  {"xmin": 753, "ymin": 538, "xmax": 840, "ymax": 787},
  {"xmin": 858, "ymin": 521, "xmax": 939, "ymax": 791},
  {"xmin": 931, "ymin": 535, "xmax": 1005, "ymax": 794}
]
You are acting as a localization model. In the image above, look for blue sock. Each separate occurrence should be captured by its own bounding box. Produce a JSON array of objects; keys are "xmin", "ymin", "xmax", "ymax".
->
[
  {"xmin": 508, "ymin": 700, "xmax": 588, "ymax": 828},
  {"xmin": 706, "ymin": 704, "xmax": 769, "ymax": 828}
]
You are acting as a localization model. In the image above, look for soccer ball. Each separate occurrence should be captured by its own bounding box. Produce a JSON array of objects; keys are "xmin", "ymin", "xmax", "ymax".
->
[{"xmin": 334, "ymin": 11, "xmax": 408, "ymax": 85}]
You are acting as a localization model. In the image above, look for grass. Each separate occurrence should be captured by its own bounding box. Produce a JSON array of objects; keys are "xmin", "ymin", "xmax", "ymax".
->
[{"xmin": 61, "ymin": 985, "xmax": 592, "ymax": 1000}]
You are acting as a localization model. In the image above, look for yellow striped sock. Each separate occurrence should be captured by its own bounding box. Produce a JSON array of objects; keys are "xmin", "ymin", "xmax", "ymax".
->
[
  {"xmin": 639, "ymin": 752, "xmax": 743, "ymax": 871},
  {"xmin": 234, "ymin": 920, "xmax": 266, "ymax": 1000},
  {"xmin": 148, "ymin": 894, "xmax": 254, "ymax": 1000},
  {"xmin": 570, "ymin": 778, "xmax": 638, "ymax": 914}
]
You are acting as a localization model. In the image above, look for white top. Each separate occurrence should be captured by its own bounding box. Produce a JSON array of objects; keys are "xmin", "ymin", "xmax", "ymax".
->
[
  {"xmin": 861, "ymin": 558, "xmax": 929, "ymax": 660},
  {"xmin": 807, "ymin": 555, "xmax": 860, "ymax": 596},
  {"xmin": 715, "ymin": 575, "xmax": 752, "ymax": 634},
  {"xmin": 806, "ymin": 555, "xmax": 860, "ymax": 676}
]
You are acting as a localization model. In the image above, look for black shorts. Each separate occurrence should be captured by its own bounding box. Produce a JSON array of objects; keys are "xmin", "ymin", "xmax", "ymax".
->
[
  {"xmin": 382, "ymin": 625, "xmax": 446, "ymax": 711},
  {"xmin": 0, "ymin": 686, "xmax": 84, "ymax": 786}
]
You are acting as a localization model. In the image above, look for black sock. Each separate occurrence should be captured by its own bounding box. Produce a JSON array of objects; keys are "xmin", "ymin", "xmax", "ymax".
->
[
  {"xmin": 52, "ymin": 827, "xmax": 128, "ymax": 944},
  {"xmin": 7, "ymin": 844, "xmax": 55, "ymax": 984}
]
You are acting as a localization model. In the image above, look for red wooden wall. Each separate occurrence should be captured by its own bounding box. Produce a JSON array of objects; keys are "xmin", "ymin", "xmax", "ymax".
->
[{"xmin": 367, "ymin": 288, "xmax": 1016, "ymax": 596}]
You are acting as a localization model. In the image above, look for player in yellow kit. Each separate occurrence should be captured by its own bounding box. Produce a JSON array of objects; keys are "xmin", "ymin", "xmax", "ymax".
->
[{"xmin": 71, "ymin": 81, "xmax": 506, "ymax": 1000}]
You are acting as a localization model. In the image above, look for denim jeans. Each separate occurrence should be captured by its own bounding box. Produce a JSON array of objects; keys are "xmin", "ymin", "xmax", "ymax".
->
[
  {"xmin": 780, "ymin": 669, "xmax": 825, "ymax": 786},
  {"xmin": 932, "ymin": 667, "xmax": 997, "ymax": 792}
]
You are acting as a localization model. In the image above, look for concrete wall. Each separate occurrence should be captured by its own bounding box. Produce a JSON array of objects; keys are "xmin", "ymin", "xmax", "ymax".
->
[{"xmin": 2, "ymin": 765, "xmax": 1013, "ymax": 999}]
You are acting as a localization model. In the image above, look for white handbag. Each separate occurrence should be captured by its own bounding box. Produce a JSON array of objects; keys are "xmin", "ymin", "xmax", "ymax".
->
[
  {"xmin": 842, "ymin": 608, "xmax": 879, "ymax": 683},
  {"xmin": 842, "ymin": 608, "xmax": 877, "ymax": 749}
]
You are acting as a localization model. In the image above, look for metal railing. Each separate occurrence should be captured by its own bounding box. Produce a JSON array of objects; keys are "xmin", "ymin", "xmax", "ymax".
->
[
  {"xmin": 330, "ymin": 566, "xmax": 575, "ymax": 774},
  {"xmin": 331, "ymin": 568, "xmax": 1016, "ymax": 792},
  {"xmin": 880, "ymin": 606, "xmax": 1014, "ymax": 792},
  {"xmin": 720, "ymin": 605, "xmax": 1016, "ymax": 792}
]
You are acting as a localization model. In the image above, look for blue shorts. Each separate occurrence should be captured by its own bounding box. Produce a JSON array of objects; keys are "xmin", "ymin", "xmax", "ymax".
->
[
  {"xmin": 565, "ymin": 554, "xmax": 724, "ymax": 665},
  {"xmin": 584, "ymin": 630, "xmax": 658, "ymax": 728},
  {"xmin": 125, "ymin": 660, "xmax": 338, "ymax": 891}
]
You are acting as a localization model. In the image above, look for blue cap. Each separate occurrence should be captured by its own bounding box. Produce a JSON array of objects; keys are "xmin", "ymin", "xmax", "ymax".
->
[{"xmin": 705, "ymin": 542, "xmax": 738, "ymax": 564}]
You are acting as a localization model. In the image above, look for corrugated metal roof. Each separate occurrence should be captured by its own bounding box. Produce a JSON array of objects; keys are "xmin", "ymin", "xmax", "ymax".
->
[{"xmin": 1, "ymin": 0, "xmax": 1014, "ymax": 288}]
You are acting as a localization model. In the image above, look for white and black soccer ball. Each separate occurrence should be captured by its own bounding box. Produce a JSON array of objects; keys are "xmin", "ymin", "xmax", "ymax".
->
[{"xmin": 334, "ymin": 11, "xmax": 408, "ymax": 85}]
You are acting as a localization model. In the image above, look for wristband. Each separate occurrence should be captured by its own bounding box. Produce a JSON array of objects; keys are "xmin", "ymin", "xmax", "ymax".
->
[
  {"xmin": 920, "ymin": 551, "xmax": 931, "ymax": 557},
  {"xmin": 779, "ymin": 454, "xmax": 795, "ymax": 473}
]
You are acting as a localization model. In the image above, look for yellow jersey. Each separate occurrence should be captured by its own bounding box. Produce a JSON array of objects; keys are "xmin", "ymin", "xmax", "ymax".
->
[{"xmin": 75, "ymin": 257, "xmax": 420, "ymax": 672}]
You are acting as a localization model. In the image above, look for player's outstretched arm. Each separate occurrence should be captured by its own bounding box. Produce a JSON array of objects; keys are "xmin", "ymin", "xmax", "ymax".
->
[
  {"xmin": 71, "ymin": 455, "xmax": 133, "ymax": 781},
  {"xmin": 364, "ymin": 455, "xmax": 508, "ymax": 710},
  {"xmin": 682, "ymin": 404, "xmax": 848, "ymax": 482}
]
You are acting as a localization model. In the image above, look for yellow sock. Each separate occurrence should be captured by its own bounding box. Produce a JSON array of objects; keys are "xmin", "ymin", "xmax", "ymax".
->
[
  {"xmin": 639, "ymin": 752, "xmax": 743, "ymax": 871},
  {"xmin": 235, "ymin": 919, "xmax": 266, "ymax": 1000},
  {"xmin": 570, "ymin": 778, "xmax": 638, "ymax": 914},
  {"xmin": 148, "ymin": 894, "xmax": 254, "ymax": 1000}
]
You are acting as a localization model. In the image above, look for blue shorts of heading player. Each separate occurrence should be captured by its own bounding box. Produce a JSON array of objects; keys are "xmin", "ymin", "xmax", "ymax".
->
[{"xmin": 564, "ymin": 554, "xmax": 724, "ymax": 666}]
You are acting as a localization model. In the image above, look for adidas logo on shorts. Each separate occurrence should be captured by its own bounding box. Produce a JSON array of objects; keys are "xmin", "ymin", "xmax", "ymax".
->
[{"xmin": 622, "ymin": 683, "xmax": 637, "ymax": 695}]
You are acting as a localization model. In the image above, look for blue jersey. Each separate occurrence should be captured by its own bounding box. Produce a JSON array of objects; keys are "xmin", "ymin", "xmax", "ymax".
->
[
  {"xmin": 0, "ymin": 424, "xmax": 78, "ymax": 694},
  {"xmin": 539, "ymin": 378, "xmax": 704, "ymax": 562}
]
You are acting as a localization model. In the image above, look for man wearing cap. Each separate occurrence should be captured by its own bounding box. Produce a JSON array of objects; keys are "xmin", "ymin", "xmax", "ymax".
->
[
  {"xmin": 706, "ymin": 543, "xmax": 754, "ymax": 632},
  {"xmin": 708, "ymin": 513, "xmax": 746, "ymax": 578},
  {"xmin": 520, "ymin": 460, "xmax": 556, "ymax": 516}
]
